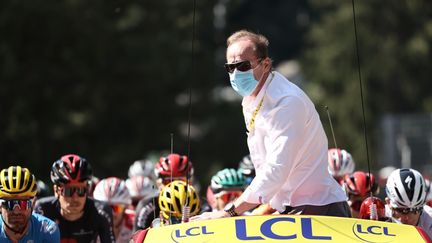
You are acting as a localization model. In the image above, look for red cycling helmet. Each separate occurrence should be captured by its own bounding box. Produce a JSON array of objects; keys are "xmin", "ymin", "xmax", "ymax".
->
[
  {"xmin": 343, "ymin": 171, "xmax": 378, "ymax": 197},
  {"xmin": 154, "ymin": 153, "xmax": 193, "ymax": 179},
  {"xmin": 50, "ymin": 154, "xmax": 93, "ymax": 185},
  {"xmin": 359, "ymin": 196, "xmax": 386, "ymax": 220}
]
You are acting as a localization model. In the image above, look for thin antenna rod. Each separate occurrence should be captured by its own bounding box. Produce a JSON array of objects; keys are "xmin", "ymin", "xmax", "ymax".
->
[
  {"xmin": 183, "ymin": 0, "xmax": 197, "ymax": 223},
  {"xmin": 169, "ymin": 133, "xmax": 174, "ymax": 222},
  {"xmin": 170, "ymin": 133, "xmax": 174, "ymax": 154},
  {"xmin": 351, "ymin": 0, "xmax": 373, "ymax": 196},
  {"xmin": 325, "ymin": 106, "xmax": 338, "ymax": 149}
]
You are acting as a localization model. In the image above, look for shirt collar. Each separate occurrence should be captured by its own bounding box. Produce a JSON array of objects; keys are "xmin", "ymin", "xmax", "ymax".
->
[{"xmin": 242, "ymin": 71, "xmax": 274, "ymax": 109}]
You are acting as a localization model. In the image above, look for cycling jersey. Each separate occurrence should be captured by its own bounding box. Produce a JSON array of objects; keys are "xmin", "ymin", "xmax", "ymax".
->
[
  {"xmin": 417, "ymin": 206, "xmax": 432, "ymax": 239},
  {"xmin": 0, "ymin": 213, "xmax": 60, "ymax": 243},
  {"xmin": 115, "ymin": 208, "xmax": 135, "ymax": 243},
  {"xmin": 34, "ymin": 196, "xmax": 115, "ymax": 243},
  {"xmin": 134, "ymin": 196, "xmax": 159, "ymax": 231}
]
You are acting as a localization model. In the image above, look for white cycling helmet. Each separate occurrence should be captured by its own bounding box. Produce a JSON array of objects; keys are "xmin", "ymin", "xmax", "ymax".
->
[
  {"xmin": 425, "ymin": 179, "xmax": 432, "ymax": 202},
  {"xmin": 328, "ymin": 148, "xmax": 355, "ymax": 177},
  {"xmin": 126, "ymin": 176, "xmax": 158, "ymax": 200},
  {"xmin": 128, "ymin": 160, "xmax": 154, "ymax": 178},
  {"xmin": 386, "ymin": 168, "xmax": 427, "ymax": 209},
  {"xmin": 93, "ymin": 177, "xmax": 131, "ymax": 205}
]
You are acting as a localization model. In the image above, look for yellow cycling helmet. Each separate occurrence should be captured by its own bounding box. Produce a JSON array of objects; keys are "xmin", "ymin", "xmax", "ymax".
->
[
  {"xmin": 0, "ymin": 166, "xmax": 37, "ymax": 198},
  {"xmin": 158, "ymin": 180, "xmax": 200, "ymax": 220}
]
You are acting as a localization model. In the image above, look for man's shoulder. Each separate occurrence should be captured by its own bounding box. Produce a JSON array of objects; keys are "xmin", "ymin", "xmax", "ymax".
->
[
  {"xmin": 266, "ymin": 71, "xmax": 309, "ymax": 107},
  {"xmin": 35, "ymin": 196, "xmax": 58, "ymax": 205},
  {"xmin": 88, "ymin": 198, "xmax": 113, "ymax": 221},
  {"xmin": 423, "ymin": 205, "xmax": 432, "ymax": 213},
  {"xmin": 421, "ymin": 205, "xmax": 432, "ymax": 220},
  {"xmin": 34, "ymin": 196, "xmax": 58, "ymax": 215},
  {"xmin": 31, "ymin": 213, "xmax": 58, "ymax": 229},
  {"xmin": 87, "ymin": 197, "xmax": 110, "ymax": 213},
  {"xmin": 136, "ymin": 195, "xmax": 159, "ymax": 210},
  {"xmin": 419, "ymin": 206, "xmax": 432, "ymax": 231},
  {"xmin": 29, "ymin": 213, "xmax": 60, "ymax": 240}
]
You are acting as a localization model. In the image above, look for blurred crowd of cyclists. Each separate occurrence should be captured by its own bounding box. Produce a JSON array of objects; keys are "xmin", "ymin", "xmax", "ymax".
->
[{"xmin": 1, "ymin": 149, "xmax": 431, "ymax": 242}]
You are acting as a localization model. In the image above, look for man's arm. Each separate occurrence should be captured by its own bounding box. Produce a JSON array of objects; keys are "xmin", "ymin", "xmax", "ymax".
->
[
  {"xmin": 97, "ymin": 203, "xmax": 116, "ymax": 243},
  {"xmin": 190, "ymin": 194, "xmax": 259, "ymax": 221},
  {"xmin": 134, "ymin": 196, "xmax": 157, "ymax": 231}
]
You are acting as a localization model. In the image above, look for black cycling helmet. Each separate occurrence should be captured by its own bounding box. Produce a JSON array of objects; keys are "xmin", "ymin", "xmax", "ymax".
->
[{"xmin": 50, "ymin": 154, "xmax": 93, "ymax": 185}]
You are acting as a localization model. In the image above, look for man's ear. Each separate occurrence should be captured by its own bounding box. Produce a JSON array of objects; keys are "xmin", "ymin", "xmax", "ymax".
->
[{"xmin": 263, "ymin": 57, "xmax": 272, "ymax": 71}]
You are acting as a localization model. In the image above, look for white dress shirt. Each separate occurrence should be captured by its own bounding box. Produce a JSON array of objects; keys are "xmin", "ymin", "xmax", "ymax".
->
[{"xmin": 240, "ymin": 71, "xmax": 347, "ymax": 212}]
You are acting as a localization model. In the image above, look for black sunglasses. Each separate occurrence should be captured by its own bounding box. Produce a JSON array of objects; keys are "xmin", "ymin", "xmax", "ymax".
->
[
  {"xmin": 224, "ymin": 60, "xmax": 252, "ymax": 73},
  {"xmin": 60, "ymin": 186, "xmax": 88, "ymax": 197},
  {"xmin": 392, "ymin": 207, "xmax": 422, "ymax": 215},
  {"xmin": 0, "ymin": 199, "xmax": 33, "ymax": 211}
]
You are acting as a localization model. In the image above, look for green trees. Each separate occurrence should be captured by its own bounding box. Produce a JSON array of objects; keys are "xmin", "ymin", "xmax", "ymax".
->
[
  {"xmin": 0, "ymin": 0, "xmax": 221, "ymax": 181},
  {"xmin": 302, "ymin": 0, "xmax": 432, "ymax": 168},
  {"xmin": 1, "ymin": 0, "xmax": 431, "ymax": 184}
]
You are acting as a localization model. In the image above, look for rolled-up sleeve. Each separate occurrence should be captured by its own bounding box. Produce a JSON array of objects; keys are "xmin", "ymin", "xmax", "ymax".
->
[{"xmin": 242, "ymin": 97, "xmax": 306, "ymax": 204}]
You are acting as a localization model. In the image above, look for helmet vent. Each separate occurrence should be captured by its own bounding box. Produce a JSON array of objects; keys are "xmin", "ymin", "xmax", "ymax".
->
[
  {"xmin": 400, "ymin": 169, "xmax": 415, "ymax": 201},
  {"xmin": 175, "ymin": 197, "xmax": 181, "ymax": 211}
]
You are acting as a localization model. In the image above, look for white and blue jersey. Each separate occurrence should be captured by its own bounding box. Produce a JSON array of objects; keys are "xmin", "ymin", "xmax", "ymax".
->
[{"xmin": 0, "ymin": 213, "xmax": 60, "ymax": 243}]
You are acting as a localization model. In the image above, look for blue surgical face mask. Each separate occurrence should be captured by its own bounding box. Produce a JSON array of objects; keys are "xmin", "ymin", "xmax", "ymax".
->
[{"xmin": 229, "ymin": 69, "xmax": 258, "ymax": 97}]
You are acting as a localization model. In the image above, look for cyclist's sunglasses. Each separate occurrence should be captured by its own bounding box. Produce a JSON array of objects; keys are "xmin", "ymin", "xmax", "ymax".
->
[
  {"xmin": 111, "ymin": 204, "xmax": 126, "ymax": 214},
  {"xmin": 392, "ymin": 207, "xmax": 422, "ymax": 215},
  {"xmin": 224, "ymin": 60, "xmax": 252, "ymax": 73},
  {"xmin": 59, "ymin": 186, "xmax": 87, "ymax": 197},
  {"xmin": 0, "ymin": 199, "xmax": 32, "ymax": 211}
]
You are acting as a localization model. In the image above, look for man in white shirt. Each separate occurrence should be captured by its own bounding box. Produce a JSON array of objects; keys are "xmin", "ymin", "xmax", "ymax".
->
[{"xmin": 191, "ymin": 30, "xmax": 349, "ymax": 221}]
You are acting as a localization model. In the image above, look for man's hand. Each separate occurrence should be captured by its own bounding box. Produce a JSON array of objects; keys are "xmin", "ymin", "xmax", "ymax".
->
[{"xmin": 190, "ymin": 210, "xmax": 229, "ymax": 221}]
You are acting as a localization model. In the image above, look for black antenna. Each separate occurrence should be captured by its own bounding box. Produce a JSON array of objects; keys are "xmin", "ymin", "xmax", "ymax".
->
[
  {"xmin": 170, "ymin": 133, "xmax": 174, "ymax": 154},
  {"xmin": 351, "ymin": 0, "xmax": 373, "ymax": 198},
  {"xmin": 169, "ymin": 133, "xmax": 174, "ymax": 222},
  {"xmin": 325, "ymin": 106, "xmax": 338, "ymax": 149},
  {"xmin": 182, "ymin": 0, "xmax": 197, "ymax": 223}
]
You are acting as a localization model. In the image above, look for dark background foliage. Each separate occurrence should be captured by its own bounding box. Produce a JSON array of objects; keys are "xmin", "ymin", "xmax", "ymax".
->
[{"xmin": 1, "ymin": 0, "xmax": 431, "ymax": 188}]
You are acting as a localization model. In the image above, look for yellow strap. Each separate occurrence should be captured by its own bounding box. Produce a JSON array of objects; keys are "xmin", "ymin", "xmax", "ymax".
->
[
  {"xmin": 247, "ymin": 97, "xmax": 264, "ymax": 132},
  {"xmin": 246, "ymin": 72, "xmax": 274, "ymax": 132}
]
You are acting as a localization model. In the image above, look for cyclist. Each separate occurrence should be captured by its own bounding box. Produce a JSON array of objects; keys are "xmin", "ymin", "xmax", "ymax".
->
[
  {"xmin": 0, "ymin": 166, "xmax": 60, "ymax": 242},
  {"xmin": 93, "ymin": 177, "xmax": 135, "ymax": 243},
  {"xmin": 359, "ymin": 196, "xmax": 389, "ymax": 221},
  {"xmin": 385, "ymin": 168, "xmax": 432, "ymax": 238},
  {"xmin": 328, "ymin": 148, "xmax": 355, "ymax": 184},
  {"xmin": 34, "ymin": 154, "xmax": 116, "ymax": 243},
  {"xmin": 207, "ymin": 168, "xmax": 246, "ymax": 211},
  {"xmin": 343, "ymin": 171, "xmax": 378, "ymax": 218},
  {"xmin": 377, "ymin": 166, "xmax": 396, "ymax": 200},
  {"xmin": 126, "ymin": 175, "xmax": 158, "ymax": 208},
  {"xmin": 158, "ymin": 180, "xmax": 201, "ymax": 225},
  {"xmin": 128, "ymin": 159, "xmax": 155, "ymax": 180},
  {"xmin": 238, "ymin": 155, "xmax": 255, "ymax": 185},
  {"xmin": 131, "ymin": 180, "xmax": 201, "ymax": 242},
  {"xmin": 134, "ymin": 153, "xmax": 194, "ymax": 230}
]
